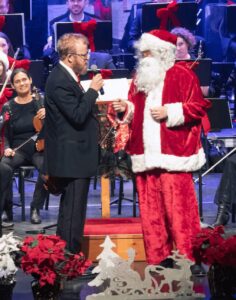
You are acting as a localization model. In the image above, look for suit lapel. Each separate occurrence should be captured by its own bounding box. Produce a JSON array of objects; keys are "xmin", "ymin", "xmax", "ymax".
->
[{"xmin": 57, "ymin": 64, "xmax": 84, "ymax": 94}]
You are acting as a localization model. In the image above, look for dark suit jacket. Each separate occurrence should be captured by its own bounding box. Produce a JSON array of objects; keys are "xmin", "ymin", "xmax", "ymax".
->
[
  {"xmin": 120, "ymin": 3, "xmax": 143, "ymax": 51},
  {"xmin": 44, "ymin": 63, "xmax": 99, "ymax": 178}
]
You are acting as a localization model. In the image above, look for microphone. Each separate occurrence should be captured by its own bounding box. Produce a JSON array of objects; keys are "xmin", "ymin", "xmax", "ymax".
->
[{"xmin": 90, "ymin": 64, "xmax": 104, "ymax": 95}]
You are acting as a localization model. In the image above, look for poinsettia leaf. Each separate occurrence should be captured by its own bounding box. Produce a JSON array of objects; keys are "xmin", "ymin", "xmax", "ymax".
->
[{"xmin": 31, "ymin": 240, "xmax": 39, "ymax": 248}]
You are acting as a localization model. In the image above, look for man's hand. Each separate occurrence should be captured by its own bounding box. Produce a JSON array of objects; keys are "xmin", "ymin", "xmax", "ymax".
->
[
  {"xmin": 89, "ymin": 74, "xmax": 104, "ymax": 93},
  {"xmin": 36, "ymin": 108, "xmax": 45, "ymax": 120},
  {"xmin": 150, "ymin": 106, "xmax": 167, "ymax": 121},
  {"xmin": 4, "ymin": 148, "xmax": 15, "ymax": 157},
  {"xmin": 112, "ymin": 99, "xmax": 127, "ymax": 113}
]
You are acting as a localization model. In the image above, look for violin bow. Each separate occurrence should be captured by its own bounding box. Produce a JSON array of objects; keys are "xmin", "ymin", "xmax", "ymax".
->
[
  {"xmin": 189, "ymin": 40, "xmax": 204, "ymax": 70},
  {"xmin": 13, "ymin": 133, "xmax": 39, "ymax": 152}
]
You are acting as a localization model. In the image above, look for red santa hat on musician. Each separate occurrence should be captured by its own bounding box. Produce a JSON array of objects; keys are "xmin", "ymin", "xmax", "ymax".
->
[{"xmin": 134, "ymin": 29, "xmax": 177, "ymax": 94}]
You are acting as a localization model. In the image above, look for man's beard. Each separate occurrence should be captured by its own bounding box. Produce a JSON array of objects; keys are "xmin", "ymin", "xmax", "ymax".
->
[{"xmin": 135, "ymin": 56, "xmax": 166, "ymax": 94}]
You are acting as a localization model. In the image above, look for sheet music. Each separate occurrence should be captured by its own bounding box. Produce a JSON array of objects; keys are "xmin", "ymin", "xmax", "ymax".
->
[{"xmin": 80, "ymin": 78, "xmax": 129, "ymax": 103}]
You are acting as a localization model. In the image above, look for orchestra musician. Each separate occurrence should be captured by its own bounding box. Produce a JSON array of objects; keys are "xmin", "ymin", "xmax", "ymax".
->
[
  {"xmin": 0, "ymin": 50, "xmax": 13, "ymax": 154},
  {"xmin": 44, "ymin": 33, "xmax": 103, "ymax": 253},
  {"xmin": 0, "ymin": 32, "xmax": 31, "ymax": 69},
  {"xmin": 0, "ymin": 0, "xmax": 10, "ymax": 14},
  {"xmin": 0, "ymin": 110, "xmax": 12, "ymax": 229},
  {"xmin": 0, "ymin": 68, "xmax": 48, "ymax": 225},
  {"xmin": 171, "ymin": 27, "xmax": 196, "ymax": 60},
  {"xmin": 0, "ymin": 50, "xmax": 10, "ymax": 85}
]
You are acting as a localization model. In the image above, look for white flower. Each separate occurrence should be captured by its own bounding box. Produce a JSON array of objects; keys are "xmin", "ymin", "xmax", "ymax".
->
[{"xmin": 0, "ymin": 233, "xmax": 21, "ymax": 279}]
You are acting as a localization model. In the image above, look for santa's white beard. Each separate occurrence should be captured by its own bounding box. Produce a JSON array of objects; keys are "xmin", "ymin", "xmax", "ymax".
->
[{"xmin": 135, "ymin": 56, "xmax": 166, "ymax": 94}]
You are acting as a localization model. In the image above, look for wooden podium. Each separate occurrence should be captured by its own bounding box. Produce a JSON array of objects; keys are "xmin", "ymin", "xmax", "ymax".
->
[{"xmin": 82, "ymin": 176, "xmax": 146, "ymax": 262}]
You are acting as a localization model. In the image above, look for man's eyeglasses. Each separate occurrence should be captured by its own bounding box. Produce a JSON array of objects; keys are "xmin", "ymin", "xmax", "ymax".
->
[{"xmin": 69, "ymin": 52, "xmax": 89, "ymax": 60}]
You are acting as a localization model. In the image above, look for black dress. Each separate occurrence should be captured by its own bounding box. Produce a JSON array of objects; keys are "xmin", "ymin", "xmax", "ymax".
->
[{"xmin": 0, "ymin": 98, "xmax": 47, "ymax": 217}]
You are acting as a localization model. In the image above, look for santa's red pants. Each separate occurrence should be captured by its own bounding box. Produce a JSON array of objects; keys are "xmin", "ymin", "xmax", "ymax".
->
[{"xmin": 136, "ymin": 170, "xmax": 201, "ymax": 265}]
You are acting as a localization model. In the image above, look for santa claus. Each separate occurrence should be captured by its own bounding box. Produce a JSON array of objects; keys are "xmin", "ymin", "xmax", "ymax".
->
[{"xmin": 112, "ymin": 29, "xmax": 210, "ymax": 266}]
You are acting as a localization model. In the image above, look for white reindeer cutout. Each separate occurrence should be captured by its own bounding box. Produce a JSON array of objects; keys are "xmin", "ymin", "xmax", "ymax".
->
[{"xmin": 86, "ymin": 236, "xmax": 205, "ymax": 300}]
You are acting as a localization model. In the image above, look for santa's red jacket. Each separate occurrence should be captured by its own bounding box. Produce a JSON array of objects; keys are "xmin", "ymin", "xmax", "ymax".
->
[{"xmin": 123, "ymin": 62, "xmax": 211, "ymax": 173}]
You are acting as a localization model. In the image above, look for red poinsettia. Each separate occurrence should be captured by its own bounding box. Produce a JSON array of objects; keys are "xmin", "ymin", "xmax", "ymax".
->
[
  {"xmin": 20, "ymin": 234, "xmax": 91, "ymax": 287},
  {"xmin": 192, "ymin": 226, "xmax": 236, "ymax": 267}
]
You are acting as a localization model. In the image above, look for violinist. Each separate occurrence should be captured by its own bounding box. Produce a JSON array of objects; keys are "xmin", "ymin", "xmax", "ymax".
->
[
  {"xmin": 0, "ymin": 110, "xmax": 12, "ymax": 230},
  {"xmin": 0, "ymin": 32, "xmax": 31, "ymax": 71},
  {"xmin": 0, "ymin": 50, "xmax": 10, "ymax": 83},
  {"xmin": 0, "ymin": 68, "xmax": 48, "ymax": 225},
  {"xmin": 0, "ymin": 50, "xmax": 12, "ymax": 110},
  {"xmin": 0, "ymin": 50, "xmax": 13, "ymax": 155}
]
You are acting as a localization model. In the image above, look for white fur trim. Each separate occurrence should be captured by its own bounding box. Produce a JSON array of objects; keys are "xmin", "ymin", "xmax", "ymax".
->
[
  {"xmin": 131, "ymin": 148, "xmax": 206, "ymax": 173},
  {"xmin": 143, "ymin": 84, "xmax": 164, "ymax": 159},
  {"xmin": 137, "ymin": 33, "xmax": 176, "ymax": 52},
  {"xmin": 165, "ymin": 102, "xmax": 184, "ymax": 127},
  {"xmin": 117, "ymin": 101, "xmax": 134, "ymax": 124}
]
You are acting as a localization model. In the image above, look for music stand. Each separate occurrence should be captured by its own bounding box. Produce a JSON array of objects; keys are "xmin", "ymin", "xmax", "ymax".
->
[
  {"xmin": 13, "ymin": 0, "xmax": 32, "ymax": 20},
  {"xmin": 29, "ymin": 60, "xmax": 46, "ymax": 91},
  {"xmin": 212, "ymin": 62, "xmax": 234, "ymax": 84},
  {"xmin": 55, "ymin": 21, "xmax": 112, "ymax": 51},
  {"xmin": 0, "ymin": 13, "xmax": 25, "ymax": 50},
  {"xmin": 176, "ymin": 59, "xmax": 212, "ymax": 86},
  {"xmin": 142, "ymin": 2, "xmax": 198, "ymax": 32},
  {"xmin": 207, "ymin": 98, "xmax": 232, "ymax": 131},
  {"xmin": 226, "ymin": 5, "xmax": 236, "ymax": 34},
  {"xmin": 80, "ymin": 69, "xmax": 131, "ymax": 81}
]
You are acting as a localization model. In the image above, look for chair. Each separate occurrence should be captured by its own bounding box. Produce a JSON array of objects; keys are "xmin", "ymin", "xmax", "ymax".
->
[
  {"xmin": 110, "ymin": 176, "xmax": 137, "ymax": 217},
  {"xmin": 232, "ymin": 203, "xmax": 236, "ymax": 223},
  {"xmin": 18, "ymin": 166, "xmax": 36, "ymax": 221},
  {"xmin": 82, "ymin": 176, "xmax": 145, "ymax": 262},
  {"xmin": 18, "ymin": 166, "xmax": 49, "ymax": 221}
]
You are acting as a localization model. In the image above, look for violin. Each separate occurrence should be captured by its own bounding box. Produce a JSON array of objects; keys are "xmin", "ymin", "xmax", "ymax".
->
[
  {"xmin": 32, "ymin": 86, "xmax": 45, "ymax": 152},
  {"xmin": 31, "ymin": 88, "xmax": 63, "ymax": 195}
]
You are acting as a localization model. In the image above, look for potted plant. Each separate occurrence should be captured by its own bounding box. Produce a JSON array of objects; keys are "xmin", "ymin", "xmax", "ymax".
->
[
  {"xmin": 0, "ymin": 232, "xmax": 21, "ymax": 300},
  {"xmin": 192, "ymin": 226, "xmax": 236, "ymax": 298},
  {"xmin": 19, "ymin": 234, "xmax": 91, "ymax": 300}
]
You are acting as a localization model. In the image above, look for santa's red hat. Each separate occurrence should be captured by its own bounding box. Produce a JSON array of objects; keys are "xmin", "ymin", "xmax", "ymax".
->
[{"xmin": 135, "ymin": 29, "xmax": 177, "ymax": 53}]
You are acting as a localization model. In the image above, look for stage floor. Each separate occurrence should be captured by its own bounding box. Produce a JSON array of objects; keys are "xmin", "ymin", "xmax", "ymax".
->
[{"xmin": 3, "ymin": 171, "xmax": 235, "ymax": 299}]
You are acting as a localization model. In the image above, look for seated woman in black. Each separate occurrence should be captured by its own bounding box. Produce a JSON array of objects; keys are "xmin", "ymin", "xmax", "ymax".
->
[
  {"xmin": 1, "ymin": 68, "xmax": 47, "ymax": 224},
  {"xmin": 0, "ymin": 111, "xmax": 12, "ymax": 230}
]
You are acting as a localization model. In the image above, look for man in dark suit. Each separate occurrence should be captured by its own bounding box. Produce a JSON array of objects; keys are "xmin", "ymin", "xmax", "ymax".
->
[{"xmin": 44, "ymin": 33, "xmax": 103, "ymax": 253}]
